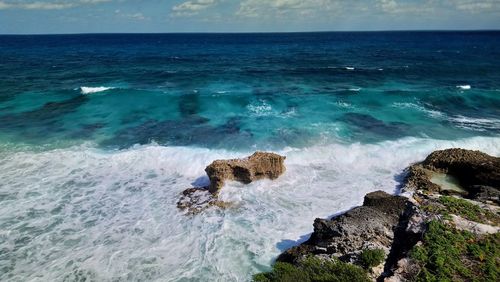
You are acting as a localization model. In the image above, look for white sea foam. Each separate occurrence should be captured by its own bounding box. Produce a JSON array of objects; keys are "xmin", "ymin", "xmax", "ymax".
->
[
  {"xmin": 335, "ymin": 101, "xmax": 352, "ymax": 108},
  {"xmin": 1, "ymin": 137, "xmax": 499, "ymax": 281},
  {"xmin": 247, "ymin": 100, "xmax": 273, "ymax": 116},
  {"xmin": 80, "ymin": 86, "xmax": 115, "ymax": 94},
  {"xmin": 457, "ymin": 85, "xmax": 471, "ymax": 90},
  {"xmin": 345, "ymin": 67, "xmax": 355, "ymax": 70},
  {"xmin": 391, "ymin": 102, "xmax": 444, "ymax": 118},
  {"xmin": 349, "ymin": 88, "xmax": 361, "ymax": 92}
]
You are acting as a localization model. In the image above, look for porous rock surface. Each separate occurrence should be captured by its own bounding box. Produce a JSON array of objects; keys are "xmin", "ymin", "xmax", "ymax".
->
[
  {"xmin": 205, "ymin": 151, "xmax": 286, "ymax": 194},
  {"xmin": 405, "ymin": 148, "xmax": 500, "ymax": 202}
]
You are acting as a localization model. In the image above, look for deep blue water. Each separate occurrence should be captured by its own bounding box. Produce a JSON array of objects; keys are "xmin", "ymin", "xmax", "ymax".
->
[
  {"xmin": 1, "ymin": 32, "xmax": 499, "ymax": 149},
  {"xmin": 1, "ymin": 32, "xmax": 500, "ymax": 282}
]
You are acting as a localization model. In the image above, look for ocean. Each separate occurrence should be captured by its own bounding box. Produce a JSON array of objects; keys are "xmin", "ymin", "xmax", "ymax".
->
[{"xmin": 0, "ymin": 32, "xmax": 499, "ymax": 281}]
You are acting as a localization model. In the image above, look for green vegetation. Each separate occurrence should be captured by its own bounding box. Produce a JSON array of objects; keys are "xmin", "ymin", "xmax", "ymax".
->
[
  {"xmin": 359, "ymin": 248, "xmax": 385, "ymax": 268},
  {"xmin": 438, "ymin": 196, "xmax": 500, "ymax": 224},
  {"xmin": 253, "ymin": 256, "xmax": 370, "ymax": 282},
  {"xmin": 421, "ymin": 196, "xmax": 499, "ymax": 225},
  {"xmin": 410, "ymin": 220, "xmax": 500, "ymax": 282}
]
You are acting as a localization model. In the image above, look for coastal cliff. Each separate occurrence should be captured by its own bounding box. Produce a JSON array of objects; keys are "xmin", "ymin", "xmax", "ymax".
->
[{"xmin": 254, "ymin": 149, "xmax": 500, "ymax": 282}]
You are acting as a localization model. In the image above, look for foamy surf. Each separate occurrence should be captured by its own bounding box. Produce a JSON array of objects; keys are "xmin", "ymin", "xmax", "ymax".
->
[
  {"xmin": 457, "ymin": 85, "xmax": 471, "ymax": 90},
  {"xmin": 80, "ymin": 86, "xmax": 115, "ymax": 94},
  {"xmin": 1, "ymin": 136, "xmax": 499, "ymax": 281}
]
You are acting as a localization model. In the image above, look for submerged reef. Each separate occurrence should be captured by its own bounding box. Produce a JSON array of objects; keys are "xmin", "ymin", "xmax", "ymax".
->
[{"xmin": 254, "ymin": 149, "xmax": 500, "ymax": 281}]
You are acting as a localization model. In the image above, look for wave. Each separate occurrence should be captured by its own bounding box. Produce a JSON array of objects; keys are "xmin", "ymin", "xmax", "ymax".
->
[
  {"xmin": 457, "ymin": 85, "xmax": 471, "ymax": 90},
  {"xmin": 79, "ymin": 86, "xmax": 115, "ymax": 94},
  {"xmin": 391, "ymin": 102, "xmax": 444, "ymax": 118},
  {"xmin": 391, "ymin": 102, "xmax": 499, "ymax": 131},
  {"xmin": 1, "ymin": 136, "xmax": 499, "ymax": 281},
  {"xmin": 448, "ymin": 115, "xmax": 500, "ymax": 131}
]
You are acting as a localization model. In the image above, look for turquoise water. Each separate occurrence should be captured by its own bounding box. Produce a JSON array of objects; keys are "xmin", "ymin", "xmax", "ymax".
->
[{"xmin": 0, "ymin": 32, "xmax": 499, "ymax": 281}]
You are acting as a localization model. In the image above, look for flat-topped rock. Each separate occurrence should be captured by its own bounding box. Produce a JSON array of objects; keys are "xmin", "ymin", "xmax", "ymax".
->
[{"xmin": 205, "ymin": 151, "xmax": 286, "ymax": 194}]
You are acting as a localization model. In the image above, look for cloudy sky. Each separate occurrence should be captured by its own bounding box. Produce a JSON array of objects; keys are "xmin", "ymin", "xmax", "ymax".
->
[{"xmin": 1, "ymin": 0, "xmax": 499, "ymax": 34}]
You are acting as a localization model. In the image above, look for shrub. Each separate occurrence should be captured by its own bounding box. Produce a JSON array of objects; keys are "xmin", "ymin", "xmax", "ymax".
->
[{"xmin": 359, "ymin": 248, "xmax": 385, "ymax": 268}]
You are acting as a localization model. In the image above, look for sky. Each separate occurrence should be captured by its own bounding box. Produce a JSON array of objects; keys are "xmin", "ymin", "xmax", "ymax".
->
[{"xmin": 0, "ymin": 0, "xmax": 499, "ymax": 34}]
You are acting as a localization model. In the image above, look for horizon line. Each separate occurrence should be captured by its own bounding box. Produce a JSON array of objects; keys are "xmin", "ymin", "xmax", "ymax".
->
[{"xmin": 1, "ymin": 28, "xmax": 500, "ymax": 36}]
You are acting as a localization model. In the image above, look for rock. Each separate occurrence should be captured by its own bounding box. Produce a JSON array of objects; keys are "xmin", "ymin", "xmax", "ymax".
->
[
  {"xmin": 449, "ymin": 214, "xmax": 500, "ymax": 235},
  {"xmin": 177, "ymin": 187, "xmax": 232, "ymax": 214},
  {"xmin": 205, "ymin": 151, "xmax": 286, "ymax": 194},
  {"xmin": 405, "ymin": 149, "xmax": 500, "ymax": 199},
  {"xmin": 265, "ymin": 149, "xmax": 500, "ymax": 281},
  {"xmin": 277, "ymin": 191, "xmax": 407, "ymax": 264},
  {"xmin": 421, "ymin": 149, "xmax": 500, "ymax": 189},
  {"xmin": 469, "ymin": 185, "xmax": 500, "ymax": 204},
  {"xmin": 384, "ymin": 258, "xmax": 421, "ymax": 282}
]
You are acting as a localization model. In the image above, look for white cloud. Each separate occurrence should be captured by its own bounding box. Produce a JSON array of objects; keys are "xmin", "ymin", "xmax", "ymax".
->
[
  {"xmin": 236, "ymin": 0, "xmax": 340, "ymax": 18},
  {"xmin": 171, "ymin": 0, "xmax": 217, "ymax": 16},
  {"xmin": 114, "ymin": 9, "xmax": 149, "ymax": 21},
  {"xmin": 0, "ymin": 0, "xmax": 111, "ymax": 10},
  {"xmin": 376, "ymin": 0, "xmax": 435, "ymax": 14},
  {"xmin": 449, "ymin": 0, "xmax": 500, "ymax": 13}
]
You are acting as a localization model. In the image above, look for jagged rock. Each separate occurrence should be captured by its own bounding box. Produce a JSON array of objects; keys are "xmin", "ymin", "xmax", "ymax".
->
[
  {"xmin": 469, "ymin": 185, "xmax": 500, "ymax": 204},
  {"xmin": 384, "ymin": 258, "xmax": 421, "ymax": 282},
  {"xmin": 277, "ymin": 191, "xmax": 407, "ymax": 264},
  {"xmin": 205, "ymin": 151, "xmax": 286, "ymax": 194}
]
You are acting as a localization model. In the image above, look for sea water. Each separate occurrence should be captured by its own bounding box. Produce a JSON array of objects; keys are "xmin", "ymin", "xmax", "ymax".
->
[{"xmin": 0, "ymin": 32, "xmax": 499, "ymax": 281}]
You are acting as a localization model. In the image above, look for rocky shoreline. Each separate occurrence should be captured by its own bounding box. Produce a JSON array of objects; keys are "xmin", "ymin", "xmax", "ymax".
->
[{"xmin": 255, "ymin": 148, "xmax": 500, "ymax": 281}]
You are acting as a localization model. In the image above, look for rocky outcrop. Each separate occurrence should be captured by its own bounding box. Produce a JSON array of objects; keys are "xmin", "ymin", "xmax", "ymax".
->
[
  {"xmin": 277, "ymin": 191, "xmax": 408, "ymax": 266},
  {"xmin": 205, "ymin": 151, "xmax": 286, "ymax": 194},
  {"xmin": 405, "ymin": 149, "xmax": 500, "ymax": 203},
  {"xmin": 262, "ymin": 148, "xmax": 500, "ymax": 281},
  {"xmin": 177, "ymin": 152, "xmax": 286, "ymax": 214}
]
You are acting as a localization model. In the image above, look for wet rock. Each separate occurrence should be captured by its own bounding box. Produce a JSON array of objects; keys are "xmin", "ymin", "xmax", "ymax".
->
[
  {"xmin": 176, "ymin": 187, "xmax": 231, "ymax": 215},
  {"xmin": 205, "ymin": 151, "xmax": 286, "ymax": 194}
]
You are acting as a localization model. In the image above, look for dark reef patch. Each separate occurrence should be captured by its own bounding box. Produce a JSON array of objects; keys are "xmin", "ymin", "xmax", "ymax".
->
[
  {"xmin": 102, "ymin": 115, "xmax": 253, "ymax": 149},
  {"xmin": 0, "ymin": 95, "xmax": 88, "ymax": 139},
  {"xmin": 340, "ymin": 112, "xmax": 410, "ymax": 141}
]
